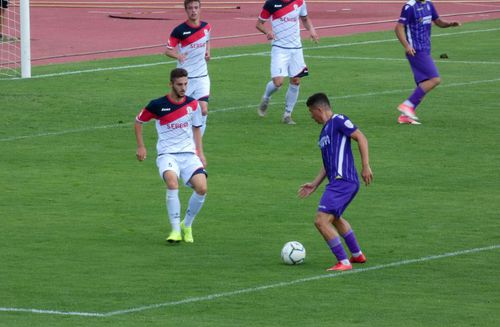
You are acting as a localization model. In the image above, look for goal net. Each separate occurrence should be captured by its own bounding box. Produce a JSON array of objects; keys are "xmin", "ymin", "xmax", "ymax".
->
[{"xmin": 0, "ymin": 0, "xmax": 30, "ymax": 78}]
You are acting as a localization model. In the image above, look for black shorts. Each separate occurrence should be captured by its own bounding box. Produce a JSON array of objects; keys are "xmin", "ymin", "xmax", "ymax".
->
[{"xmin": 1, "ymin": 0, "xmax": 9, "ymax": 9}]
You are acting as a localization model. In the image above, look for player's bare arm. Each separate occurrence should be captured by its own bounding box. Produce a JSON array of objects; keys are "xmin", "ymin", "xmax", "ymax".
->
[
  {"xmin": 434, "ymin": 18, "xmax": 461, "ymax": 28},
  {"xmin": 164, "ymin": 47, "xmax": 187, "ymax": 63},
  {"xmin": 350, "ymin": 129, "xmax": 373, "ymax": 186},
  {"xmin": 134, "ymin": 121, "xmax": 147, "ymax": 161},
  {"xmin": 205, "ymin": 39, "xmax": 211, "ymax": 61},
  {"xmin": 256, "ymin": 18, "xmax": 274, "ymax": 40},
  {"xmin": 300, "ymin": 16, "xmax": 319, "ymax": 43},
  {"xmin": 299, "ymin": 167, "xmax": 327, "ymax": 198},
  {"xmin": 193, "ymin": 126, "xmax": 206, "ymax": 167},
  {"xmin": 395, "ymin": 23, "xmax": 415, "ymax": 56}
]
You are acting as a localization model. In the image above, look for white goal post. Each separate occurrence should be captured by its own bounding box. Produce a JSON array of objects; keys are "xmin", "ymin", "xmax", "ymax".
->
[
  {"xmin": 20, "ymin": 0, "xmax": 30, "ymax": 78},
  {"xmin": 0, "ymin": 0, "xmax": 31, "ymax": 78}
]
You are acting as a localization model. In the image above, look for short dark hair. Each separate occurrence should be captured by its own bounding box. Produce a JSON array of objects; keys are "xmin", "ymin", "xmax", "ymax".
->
[
  {"xmin": 306, "ymin": 93, "xmax": 331, "ymax": 109},
  {"xmin": 184, "ymin": 0, "xmax": 200, "ymax": 9},
  {"xmin": 170, "ymin": 68, "xmax": 188, "ymax": 82}
]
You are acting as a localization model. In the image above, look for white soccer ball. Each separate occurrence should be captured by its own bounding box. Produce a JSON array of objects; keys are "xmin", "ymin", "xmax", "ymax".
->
[{"xmin": 281, "ymin": 241, "xmax": 306, "ymax": 265}]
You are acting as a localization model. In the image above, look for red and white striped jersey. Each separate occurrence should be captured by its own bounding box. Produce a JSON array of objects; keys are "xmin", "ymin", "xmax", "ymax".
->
[
  {"xmin": 167, "ymin": 21, "xmax": 211, "ymax": 78},
  {"xmin": 136, "ymin": 95, "xmax": 202, "ymax": 155},
  {"xmin": 259, "ymin": 0, "xmax": 308, "ymax": 49}
]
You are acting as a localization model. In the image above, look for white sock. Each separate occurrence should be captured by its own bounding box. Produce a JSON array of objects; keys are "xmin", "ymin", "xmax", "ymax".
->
[
  {"xmin": 166, "ymin": 189, "xmax": 181, "ymax": 232},
  {"xmin": 264, "ymin": 80, "xmax": 280, "ymax": 99},
  {"xmin": 201, "ymin": 115, "xmax": 207, "ymax": 136},
  {"xmin": 403, "ymin": 100, "xmax": 414, "ymax": 108},
  {"xmin": 183, "ymin": 192, "xmax": 206, "ymax": 227},
  {"xmin": 284, "ymin": 84, "xmax": 300, "ymax": 114}
]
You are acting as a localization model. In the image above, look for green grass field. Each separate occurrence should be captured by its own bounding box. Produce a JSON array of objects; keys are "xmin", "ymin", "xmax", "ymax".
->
[{"xmin": 1, "ymin": 19, "xmax": 499, "ymax": 326}]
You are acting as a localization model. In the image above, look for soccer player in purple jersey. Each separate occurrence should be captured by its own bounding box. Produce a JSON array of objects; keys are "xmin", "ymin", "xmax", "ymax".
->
[
  {"xmin": 299, "ymin": 93, "xmax": 373, "ymax": 271},
  {"xmin": 395, "ymin": 0, "xmax": 460, "ymax": 124}
]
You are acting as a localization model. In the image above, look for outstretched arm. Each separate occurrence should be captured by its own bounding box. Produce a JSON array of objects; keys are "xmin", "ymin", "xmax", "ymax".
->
[
  {"xmin": 434, "ymin": 18, "xmax": 461, "ymax": 28},
  {"xmin": 298, "ymin": 167, "xmax": 327, "ymax": 198},
  {"xmin": 350, "ymin": 129, "xmax": 373, "ymax": 186}
]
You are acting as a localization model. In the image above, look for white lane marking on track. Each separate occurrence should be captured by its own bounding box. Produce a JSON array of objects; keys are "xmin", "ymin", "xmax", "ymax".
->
[{"xmin": 2, "ymin": 27, "xmax": 499, "ymax": 80}]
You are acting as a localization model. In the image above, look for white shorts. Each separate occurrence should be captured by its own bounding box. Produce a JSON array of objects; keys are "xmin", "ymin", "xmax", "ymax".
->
[
  {"xmin": 187, "ymin": 75, "xmax": 210, "ymax": 102},
  {"xmin": 270, "ymin": 46, "xmax": 308, "ymax": 78},
  {"xmin": 156, "ymin": 153, "xmax": 205, "ymax": 186}
]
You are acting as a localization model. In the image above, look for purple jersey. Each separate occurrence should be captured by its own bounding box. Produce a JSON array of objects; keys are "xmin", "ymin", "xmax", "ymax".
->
[
  {"xmin": 319, "ymin": 114, "xmax": 359, "ymax": 184},
  {"xmin": 398, "ymin": 0, "xmax": 439, "ymax": 53}
]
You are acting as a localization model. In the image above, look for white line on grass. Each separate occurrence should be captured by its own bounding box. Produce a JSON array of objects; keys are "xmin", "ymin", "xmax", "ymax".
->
[
  {"xmin": 1, "ymin": 77, "xmax": 499, "ymax": 142},
  {"xmin": 0, "ymin": 123, "xmax": 131, "ymax": 142},
  {"xmin": 3, "ymin": 27, "xmax": 498, "ymax": 80},
  {"xmin": 0, "ymin": 307, "xmax": 105, "ymax": 317},
  {"xmin": 1, "ymin": 244, "xmax": 498, "ymax": 317}
]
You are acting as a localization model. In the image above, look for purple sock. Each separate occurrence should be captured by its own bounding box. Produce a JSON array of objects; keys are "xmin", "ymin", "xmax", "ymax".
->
[
  {"xmin": 327, "ymin": 237, "xmax": 348, "ymax": 262},
  {"xmin": 408, "ymin": 86, "xmax": 426, "ymax": 109},
  {"xmin": 342, "ymin": 230, "xmax": 361, "ymax": 255}
]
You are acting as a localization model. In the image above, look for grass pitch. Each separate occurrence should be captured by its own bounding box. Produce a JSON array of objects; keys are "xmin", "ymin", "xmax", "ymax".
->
[{"xmin": 0, "ymin": 19, "xmax": 499, "ymax": 327}]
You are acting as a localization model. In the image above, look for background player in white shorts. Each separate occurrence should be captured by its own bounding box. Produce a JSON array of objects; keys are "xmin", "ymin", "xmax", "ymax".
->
[
  {"xmin": 256, "ymin": 0, "xmax": 319, "ymax": 124},
  {"xmin": 135, "ymin": 68, "xmax": 207, "ymax": 244},
  {"xmin": 165, "ymin": 0, "xmax": 211, "ymax": 135}
]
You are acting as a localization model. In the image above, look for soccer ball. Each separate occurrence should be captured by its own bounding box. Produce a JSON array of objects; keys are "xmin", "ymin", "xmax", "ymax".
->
[{"xmin": 281, "ymin": 241, "xmax": 306, "ymax": 265}]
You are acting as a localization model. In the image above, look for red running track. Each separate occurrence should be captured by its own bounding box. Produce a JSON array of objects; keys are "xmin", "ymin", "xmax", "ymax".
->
[{"xmin": 25, "ymin": 0, "xmax": 500, "ymax": 65}]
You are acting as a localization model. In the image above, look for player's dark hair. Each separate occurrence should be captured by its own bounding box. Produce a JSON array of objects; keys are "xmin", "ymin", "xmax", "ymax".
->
[
  {"xmin": 184, "ymin": 0, "xmax": 200, "ymax": 9},
  {"xmin": 306, "ymin": 93, "xmax": 331, "ymax": 109},
  {"xmin": 170, "ymin": 68, "xmax": 188, "ymax": 82}
]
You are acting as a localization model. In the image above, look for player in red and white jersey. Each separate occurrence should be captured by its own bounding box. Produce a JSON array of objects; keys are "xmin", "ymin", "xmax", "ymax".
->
[
  {"xmin": 135, "ymin": 68, "xmax": 207, "ymax": 244},
  {"xmin": 256, "ymin": 0, "xmax": 319, "ymax": 124},
  {"xmin": 165, "ymin": 0, "xmax": 211, "ymax": 136}
]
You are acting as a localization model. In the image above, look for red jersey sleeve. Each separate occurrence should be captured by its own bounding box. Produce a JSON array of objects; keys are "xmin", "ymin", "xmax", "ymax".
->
[
  {"xmin": 167, "ymin": 35, "xmax": 180, "ymax": 49},
  {"xmin": 259, "ymin": 8, "xmax": 271, "ymax": 20},
  {"xmin": 136, "ymin": 108, "xmax": 156, "ymax": 123}
]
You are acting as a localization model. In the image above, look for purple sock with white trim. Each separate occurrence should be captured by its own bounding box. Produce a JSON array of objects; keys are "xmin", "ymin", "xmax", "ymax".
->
[
  {"xmin": 327, "ymin": 236, "xmax": 348, "ymax": 262},
  {"xmin": 342, "ymin": 230, "xmax": 361, "ymax": 255},
  {"xmin": 408, "ymin": 86, "xmax": 426, "ymax": 110}
]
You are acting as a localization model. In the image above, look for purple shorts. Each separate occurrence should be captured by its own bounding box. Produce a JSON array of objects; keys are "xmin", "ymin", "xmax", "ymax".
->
[
  {"xmin": 407, "ymin": 52, "xmax": 440, "ymax": 85},
  {"xmin": 318, "ymin": 179, "xmax": 359, "ymax": 219}
]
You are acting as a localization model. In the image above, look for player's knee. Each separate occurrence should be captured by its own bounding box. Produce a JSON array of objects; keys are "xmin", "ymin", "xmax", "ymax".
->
[
  {"xmin": 167, "ymin": 184, "xmax": 178, "ymax": 191},
  {"xmin": 164, "ymin": 173, "xmax": 179, "ymax": 189},
  {"xmin": 166, "ymin": 180, "xmax": 178, "ymax": 189},
  {"xmin": 314, "ymin": 215, "xmax": 328, "ymax": 230},
  {"xmin": 272, "ymin": 78, "xmax": 284, "ymax": 88},
  {"xmin": 194, "ymin": 184, "xmax": 207, "ymax": 196},
  {"xmin": 433, "ymin": 77, "xmax": 442, "ymax": 86},
  {"xmin": 163, "ymin": 171, "xmax": 179, "ymax": 190},
  {"xmin": 290, "ymin": 77, "xmax": 301, "ymax": 86},
  {"xmin": 191, "ymin": 175, "xmax": 207, "ymax": 195}
]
